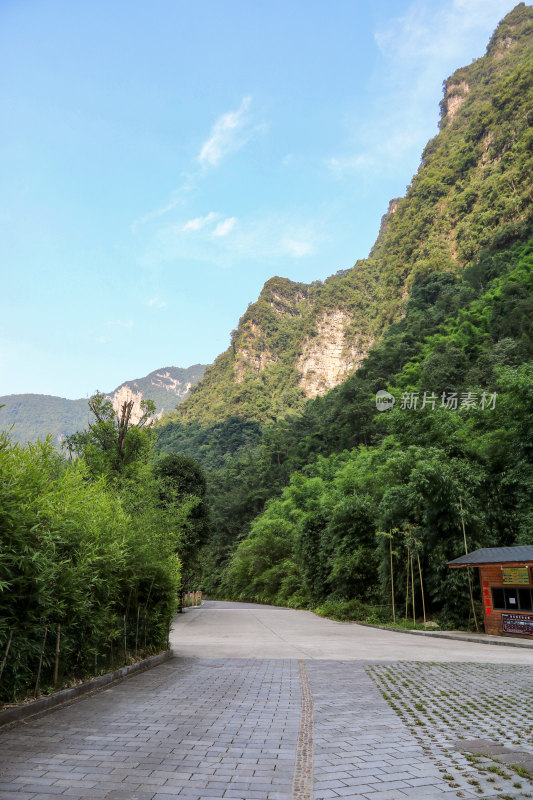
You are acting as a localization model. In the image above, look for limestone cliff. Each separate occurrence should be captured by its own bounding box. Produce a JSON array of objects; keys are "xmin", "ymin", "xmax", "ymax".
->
[
  {"xmin": 0, "ymin": 364, "xmax": 206, "ymax": 444},
  {"xmin": 108, "ymin": 365, "xmax": 206, "ymax": 424},
  {"xmin": 170, "ymin": 3, "xmax": 533, "ymax": 426},
  {"xmin": 297, "ymin": 310, "xmax": 372, "ymax": 398}
]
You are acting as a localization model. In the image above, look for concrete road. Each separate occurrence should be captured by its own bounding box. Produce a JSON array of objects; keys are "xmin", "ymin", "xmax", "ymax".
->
[{"xmin": 171, "ymin": 600, "xmax": 533, "ymax": 664}]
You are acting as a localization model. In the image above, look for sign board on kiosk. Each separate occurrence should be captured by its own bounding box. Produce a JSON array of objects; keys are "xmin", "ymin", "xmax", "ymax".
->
[{"xmin": 502, "ymin": 567, "xmax": 529, "ymax": 585}]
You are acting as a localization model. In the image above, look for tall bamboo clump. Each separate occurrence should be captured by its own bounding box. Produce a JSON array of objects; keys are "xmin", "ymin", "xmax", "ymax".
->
[
  {"xmin": 378, "ymin": 525, "xmax": 427, "ymax": 628},
  {"xmin": 0, "ymin": 433, "xmax": 181, "ymax": 706}
]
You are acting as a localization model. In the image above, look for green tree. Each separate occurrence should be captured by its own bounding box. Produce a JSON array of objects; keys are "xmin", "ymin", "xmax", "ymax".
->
[
  {"xmin": 154, "ymin": 454, "xmax": 209, "ymax": 591},
  {"xmin": 65, "ymin": 392, "xmax": 155, "ymax": 477}
]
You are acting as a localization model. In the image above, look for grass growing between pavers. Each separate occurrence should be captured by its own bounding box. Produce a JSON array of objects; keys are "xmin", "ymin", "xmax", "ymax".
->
[{"xmin": 368, "ymin": 662, "xmax": 533, "ymax": 800}]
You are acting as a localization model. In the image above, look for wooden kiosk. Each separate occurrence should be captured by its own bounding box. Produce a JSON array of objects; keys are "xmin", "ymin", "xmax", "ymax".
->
[{"xmin": 448, "ymin": 546, "xmax": 533, "ymax": 638}]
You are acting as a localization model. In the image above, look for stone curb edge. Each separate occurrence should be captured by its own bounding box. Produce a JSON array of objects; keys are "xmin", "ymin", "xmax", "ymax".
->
[
  {"xmin": 354, "ymin": 621, "xmax": 533, "ymax": 649},
  {"xmin": 0, "ymin": 650, "xmax": 173, "ymax": 729}
]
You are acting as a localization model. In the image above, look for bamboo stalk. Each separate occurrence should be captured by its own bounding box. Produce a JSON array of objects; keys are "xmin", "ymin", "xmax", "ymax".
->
[
  {"xmin": 390, "ymin": 533, "xmax": 395, "ymax": 623},
  {"xmin": 53, "ymin": 624, "xmax": 61, "ymax": 687},
  {"xmin": 34, "ymin": 626, "xmax": 48, "ymax": 697},
  {"xmin": 123, "ymin": 615, "xmax": 127, "ymax": 665},
  {"xmin": 405, "ymin": 551, "xmax": 410, "ymax": 623},
  {"xmin": 410, "ymin": 550, "xmax": 416, "ymax": 625},
  {"xmin": 0, "ymin": 630, "xmax": 13, "ymax": 681},
  {"xmin": 135, "ymin": 607, "xmax": 140, "ymax": 658},
  {"xmin": 143, "ymin": 609, "xmax": 148, "ymax": 653},
  {"xmin": 417, "ymin": 553, "xmax": 427, "ymax": 627},
  {"xmin": 459, "ymin": 496, "xmax": 479, "ymax": 632}
]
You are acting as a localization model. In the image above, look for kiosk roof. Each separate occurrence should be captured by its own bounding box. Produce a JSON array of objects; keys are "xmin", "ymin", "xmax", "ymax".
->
[{"xmin": 448, "ymin": 546, "xmax": 533, "ymax": 567}]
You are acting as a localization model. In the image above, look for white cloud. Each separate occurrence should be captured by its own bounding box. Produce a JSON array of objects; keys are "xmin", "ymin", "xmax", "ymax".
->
[
  {"xmin": 327, "ymin": 0, "xmax": 517, "ymax": 179},
  {"xmin": 131, "ymin": 176, "xmax": 196, "ymax": 231},
  {"xmin": 281, "ymin": 237, "xmax": 313, "ymax": 258},
  {"xmin": 104, "ymin": 319, "xmax": 134, "ymax": 330},
  {"xmin": 326, "ymin": 154, "xmax": 376, "ymax": 175},
  {"xmin": 148, "ymin": 296, "xmax": 167, "ymax": 309},
  {"xmin": 132, "ymin": 96, "xmax": 265, "ymax": 231},
  {"xmin": 198, "ymin": 96, "xmax": 253, "ymax": 168},
  {"xmin": 374, "ymin": 0, "xmax": 516, "ymax": 64},
  {"xmin": 183, "ymin": 212, "xmax": 218, "ymax": 232},
  {"xmin": 213, "ymin": 217, "xmax": 237, "ymax": 237},
  {"xmin": 134, "ymin": 196, "xmax": 182, "ymax": 228},
  {"xmin": 138, "ymin": 213, "xmax": 321, "ymax": 269}
]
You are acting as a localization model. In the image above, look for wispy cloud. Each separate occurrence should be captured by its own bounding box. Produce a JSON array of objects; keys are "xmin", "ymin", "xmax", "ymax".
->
[
  {"xmin": 327, "ymin": 0, "xmax": 516, "ymax": 178},
  {"xmin": 134, "ymin": 195, "xmax": 183, "ymax": 228},
  {"xmin": 183, "ymin": 212, "xmax": 218, "ymax": 232},
  {"xmin": 148, "ymin": 296, "xmax": 167, "ymax": 309},
  {"xmin": 281, "ymin": 237, "xmax": 314, "ymax": 258},
  {"xmin": 104, "ymin": 319, "xmax": 134, "ymax": 329},
  {"xmin": 213, "ymin": 217, "xmax": 237, "ymax": 237},
  {"xmin": 198, "ymin": 96, "xmax": 253, "ymax": 168},
  {"xmin": 181, "ymin": 212, "xmax": 237, "ymax": 237},
  {"xmin": 131, "ymin": 176, "xmax": 196, "ymax": 231},
  {"xmin": 133, "ymin": 96, "xmax": 262, "ymax": 231},
  {"xmin": 374, "ymin": 0, "xmax": 515, "ymax": 64},
  {"xmin": 139, "ymin": 213, "xmax": 319, "ymax": 269},
  {"xmin": 326, "ymin": 154, "xmax": 376, "ymax": 175}
]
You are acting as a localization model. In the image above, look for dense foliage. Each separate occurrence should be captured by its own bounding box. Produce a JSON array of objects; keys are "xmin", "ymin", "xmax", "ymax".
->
[
  {"xmin": 0, "ymin": 392, "xmax": 207, "ymax": 705},
  {"xmin": 170, "ymin": 232, "xmax": 533, "ymax": 624},
  {"xmin": 0, "ymin": 435, "xmax": 184, "ymax": 705},
  {"xmin": 0, "ymin": 394, "xmax": 90, "ymax": 447}
]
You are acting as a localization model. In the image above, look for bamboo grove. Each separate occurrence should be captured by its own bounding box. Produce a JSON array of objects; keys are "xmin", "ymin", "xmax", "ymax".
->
[{"xmin": 0, "ymin": 395, "xmax": 207, "ymax": 705}]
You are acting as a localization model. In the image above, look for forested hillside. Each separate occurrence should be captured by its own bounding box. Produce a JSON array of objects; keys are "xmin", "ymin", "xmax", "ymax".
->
[
  {"xmin": 157, "ymin": 4, "xmax": 533, "ymax": 626},
  {"xmin": 160, "ymin": 1, "xmax": 533, "ymax": 434}
]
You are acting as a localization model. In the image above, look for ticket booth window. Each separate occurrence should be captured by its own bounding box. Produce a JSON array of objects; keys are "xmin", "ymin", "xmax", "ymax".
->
[
  {"xmin": 519, "ymin": 588, "xmax": 533, "ymax": 611},
  {"xmin": 492, "ymin": 586, "xmax": 533, "ymax": 610}
]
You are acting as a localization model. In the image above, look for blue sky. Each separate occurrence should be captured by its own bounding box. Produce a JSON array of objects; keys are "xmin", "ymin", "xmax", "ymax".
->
[{"xmin": 0, "ymin": 0, "xmax": 521, "ymax": 398}]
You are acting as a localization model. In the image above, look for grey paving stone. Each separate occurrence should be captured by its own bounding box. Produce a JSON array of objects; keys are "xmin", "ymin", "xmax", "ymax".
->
[
  {"xmin": 0, "ymin": 658, "xmax": 299, "ymax": 800},
  {"xmin": 0, "ymin": 793, "xmax": 37, "ymax": 800},
  {"xmin": 2, "ymin": 647, "xmax": 532, "ymax": 800}
]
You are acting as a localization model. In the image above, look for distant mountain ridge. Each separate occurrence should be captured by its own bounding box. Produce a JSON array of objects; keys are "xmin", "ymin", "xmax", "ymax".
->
[{"xmin": 0, "ymin": 364, "xmax": 206, "ymax": 445}]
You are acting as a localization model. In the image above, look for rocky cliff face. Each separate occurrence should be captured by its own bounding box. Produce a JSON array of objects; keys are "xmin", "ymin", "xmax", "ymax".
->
[
  {"xmin": 296, "ymin": 310, "xmax": 373, "ymax": 398},
  {"xmin": 108, "ymin": 366, "xmax": 205, "ymax": 424},
  {"xmin": 171, "ymin": 3, "xmax": 533, "ymax": 427},
  {"xmin": 0, "ymin": 365, "xmax": 206, "ymax": 444}
]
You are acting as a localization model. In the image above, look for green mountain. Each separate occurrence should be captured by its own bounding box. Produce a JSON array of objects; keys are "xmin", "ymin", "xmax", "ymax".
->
[
  {"xmin": 0, "ymin": 364, "xmax": 206, "ymax": 445},
  {"xmin": 156, "ymin": 5, "xmax": 533, "ymax": 624},
  {"xmin": 163, "ymin": 2, "xmax": 532, "ymax": 430}
]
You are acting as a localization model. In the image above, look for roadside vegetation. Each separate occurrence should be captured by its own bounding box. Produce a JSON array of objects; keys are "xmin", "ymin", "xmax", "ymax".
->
[{"xmin": 0, "ymin": 394, "xmax": 207, "ymax": 707}]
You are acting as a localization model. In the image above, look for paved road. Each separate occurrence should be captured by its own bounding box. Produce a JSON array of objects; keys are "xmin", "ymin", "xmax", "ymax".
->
[
  {"xmin": 171, "ymin": 600, "xmax": 533, "ymax": 663},
  {"xmin": 1, "ymin": 601, "xmax": 532, "ymax": 800}
]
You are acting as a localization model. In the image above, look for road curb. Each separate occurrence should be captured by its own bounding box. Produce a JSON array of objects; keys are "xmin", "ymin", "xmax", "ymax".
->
[
  {"xmin": 0, "ymin": 650, "xmax": 173, "ymax": 729},
  {"xmin": 354, "ymin": 621, "xmax": 533, "ymax": 649}
]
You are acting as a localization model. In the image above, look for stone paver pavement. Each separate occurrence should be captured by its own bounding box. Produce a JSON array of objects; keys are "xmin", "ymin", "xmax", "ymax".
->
[
  {"xmin": 1, "ymin": 601, "xmax": 533, "ymax": 800},
  {"xmin": 0, "ymin": 658, "xmax": 299, "ymax": 800}
]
